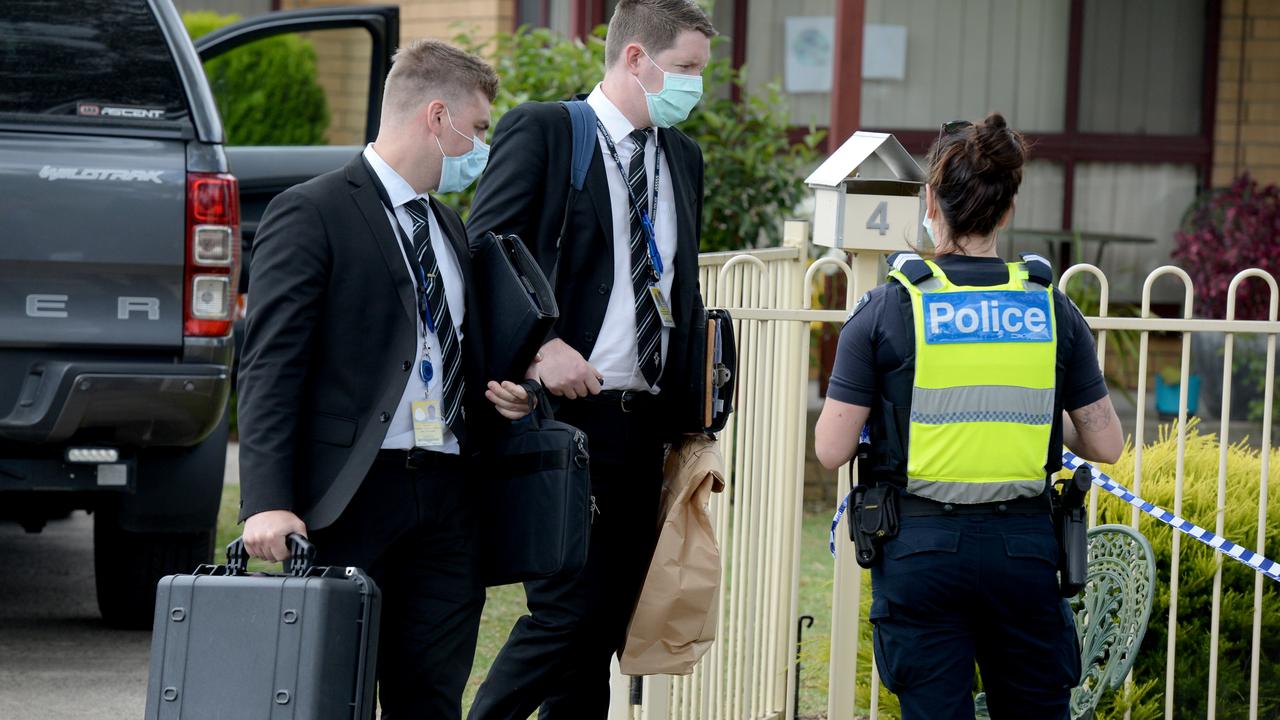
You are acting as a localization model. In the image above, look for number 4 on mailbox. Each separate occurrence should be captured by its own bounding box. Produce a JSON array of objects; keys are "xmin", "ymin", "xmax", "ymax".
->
[{"xmin": 866, "ymin": 201, "xmax": 889, "ymax": 236}]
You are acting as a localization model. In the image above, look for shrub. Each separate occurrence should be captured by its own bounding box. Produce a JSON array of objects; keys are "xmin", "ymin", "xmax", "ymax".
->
[
  {"xmin": 1173, "ymin": 174, "xmax": 1280, "ymax": 322},
  {"xmin": 1174, "ymin": 175, "xmax": 1280, "ymax": 425},
  {"xmin": 450, "ymin": 26, "xmax": 823, "ymax": 251},
  {"xmin": 183, "ymin": 12, "xmax": 330, "ymax": 146},
  {"xmin": 1087, "ymin": 423, "xmax": 1280, "ymax": 719}
]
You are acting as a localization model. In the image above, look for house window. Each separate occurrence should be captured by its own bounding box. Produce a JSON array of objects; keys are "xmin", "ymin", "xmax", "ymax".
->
[{"xmin": 519, "ymin": 0, "xmax": 571, "ymax": 36}]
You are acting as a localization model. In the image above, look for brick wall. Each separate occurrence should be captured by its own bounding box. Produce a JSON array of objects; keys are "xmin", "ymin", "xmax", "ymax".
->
[
  {"xmin": 1213, "ymin": 0, "xmax": 1280, "ymax": 187},
  {"xmin": 307, "ymin": 27, "xmax": 374, "ymax": 145},
  {"xmin": 281, "ymin": 0, "xmax": 515, "ymax": 143}
]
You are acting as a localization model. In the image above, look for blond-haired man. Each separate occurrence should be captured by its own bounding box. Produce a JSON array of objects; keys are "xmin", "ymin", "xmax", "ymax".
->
[
  {"xmin": 237, "ymin": 39, "xmax": 529, "ymax": 719},
  {"xmin": 467, "ymin": 1, "xmax": 716, "ymax": 716}
]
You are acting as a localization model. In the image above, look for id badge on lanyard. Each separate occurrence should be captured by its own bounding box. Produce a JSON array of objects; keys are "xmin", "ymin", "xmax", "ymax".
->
[
  {"xmin": 412, "ymin": 399, "xmax": 444, "ymax": 447},
  {"xmin": 599, "ymin": 122, "xmax": 676, "ymax": 329},
  {"xmin": 409, "ymin": 256, "xmax": 445, "ymax": 448}
]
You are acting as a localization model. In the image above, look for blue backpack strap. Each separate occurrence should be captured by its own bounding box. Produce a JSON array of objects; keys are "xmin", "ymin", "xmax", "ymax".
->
[
  {"xmin": 561, "ymin": 99, "xmax": 597, "ymax": 192},
  {"xmin": 886, "ymin": 251, "xmax": 935, "ymax": 286},
  {"xmin": 1018, "ymin": 252, "xmax": 1054, "ymax": 287}
]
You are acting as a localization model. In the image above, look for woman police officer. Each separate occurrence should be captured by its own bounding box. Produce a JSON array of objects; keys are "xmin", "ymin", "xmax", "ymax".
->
[{"xmin": 815, "ymin": 113, "xmax": 1124, "ymax": 719}]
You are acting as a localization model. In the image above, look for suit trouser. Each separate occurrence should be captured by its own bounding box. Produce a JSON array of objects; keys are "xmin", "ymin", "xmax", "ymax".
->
[
  {"xmin": 469, "ymin": 395, "xmax": 665, "ymax": 720},
  {"xmin": 311, "ymin": 450, "xmax": 483, "ymax": 720},
  {"xmin": 869, "ymin": 513, "xmax": 1082, "ymax": 720}
]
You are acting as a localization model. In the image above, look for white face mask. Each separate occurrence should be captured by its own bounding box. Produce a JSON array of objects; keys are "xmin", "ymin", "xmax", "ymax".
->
[{"xmin": 921, "ymin": 214, "xmax": 939, "ymax": 246}]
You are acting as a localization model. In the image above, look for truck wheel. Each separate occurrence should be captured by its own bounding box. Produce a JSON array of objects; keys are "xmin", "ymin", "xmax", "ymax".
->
[
  {"xmin": 93, "ymin": 515, "xmax": 213, "ymax": 629},
  {"xmin": 93, "ymin": 415, "xmax": 227, "ymax": 629}
]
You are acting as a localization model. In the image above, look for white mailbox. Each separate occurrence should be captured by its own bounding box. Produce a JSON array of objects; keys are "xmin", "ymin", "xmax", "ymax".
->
[{"xmin": 805, "ymin": 131, "xmax": 926, "ymax": 251}]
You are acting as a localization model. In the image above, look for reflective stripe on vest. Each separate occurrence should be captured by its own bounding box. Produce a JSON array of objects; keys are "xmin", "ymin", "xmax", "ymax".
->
[{"xmin": 888, "ymin": 259, "xmax": 1057, "ymax": 503}]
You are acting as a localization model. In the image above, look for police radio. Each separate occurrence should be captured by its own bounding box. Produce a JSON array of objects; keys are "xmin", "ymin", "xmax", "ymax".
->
[{"xmin": 1053, "ymin": 466, "xmax": 1092, "ymax": 597}]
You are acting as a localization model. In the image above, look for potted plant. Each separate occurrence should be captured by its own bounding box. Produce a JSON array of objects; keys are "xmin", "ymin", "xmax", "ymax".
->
[
  {"xmin": 1155, "ymin": 366, "xmax": 1200, "ymax": 418},
  {"xmin": 1173, "ymin": 174, "xmax": 1280, "ymax": 422}
]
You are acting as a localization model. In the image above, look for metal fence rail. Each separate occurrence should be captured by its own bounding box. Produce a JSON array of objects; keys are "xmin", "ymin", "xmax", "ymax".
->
[{"xmin": 612, "ymin": 231, "xmax": 1278, "ymax": 720}]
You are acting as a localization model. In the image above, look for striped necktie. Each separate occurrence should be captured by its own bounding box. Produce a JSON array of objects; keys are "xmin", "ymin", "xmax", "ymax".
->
[
  {"xmin": 626, "ymin": 128, "xmax": 662, "ymax": 387},
  {"xmin": 404, "ymin": 198, "xmax": 465, "ymax": 430}
]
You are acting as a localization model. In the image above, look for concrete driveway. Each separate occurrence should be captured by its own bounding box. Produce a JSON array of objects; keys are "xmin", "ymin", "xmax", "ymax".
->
[
  {"xmin": 0, "ymin": 511, "xmax": 149, "ymax": 719},
  {"xmin": 0, "ymin": 444, "xmax": 242, "ymax": 719}
]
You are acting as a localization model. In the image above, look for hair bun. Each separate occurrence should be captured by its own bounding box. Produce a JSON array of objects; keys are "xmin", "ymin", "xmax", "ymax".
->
[
  {"xmin": 970, "ymin": 112, "xmax": 1026, "ymax": 175},
  {"xmin": 983, "ymin": 112, "xmax": 1008, "ymax": 131}
]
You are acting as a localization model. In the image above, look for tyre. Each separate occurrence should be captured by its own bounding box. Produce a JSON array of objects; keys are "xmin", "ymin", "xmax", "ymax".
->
[
  {"xmin": 93, "ymin": 413, "xmax": 227, "ymax": 629},
  {"xmin": 94, "ymin": 514, "xmax": 213, "ymax": 629}
]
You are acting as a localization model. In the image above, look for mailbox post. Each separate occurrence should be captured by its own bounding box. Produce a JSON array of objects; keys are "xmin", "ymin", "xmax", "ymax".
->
[
  {"xmin": 805, "ymin": 131, "xmax": 926, "ymax": 297},
  {"xmin": 807, "ymin": 132, "xmax": 925, "ymax": 720}
]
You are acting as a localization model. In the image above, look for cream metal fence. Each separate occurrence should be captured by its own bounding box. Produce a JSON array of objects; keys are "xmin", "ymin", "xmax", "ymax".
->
[{"xmin": 610, "ymin": 227, "xmax": 1278, "ymax": 720}]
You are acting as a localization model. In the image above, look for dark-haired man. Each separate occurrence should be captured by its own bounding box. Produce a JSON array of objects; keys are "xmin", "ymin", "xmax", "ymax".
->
[{"xmin": 466, "ymin": 0, "xmax": 716, "ymax": 716}]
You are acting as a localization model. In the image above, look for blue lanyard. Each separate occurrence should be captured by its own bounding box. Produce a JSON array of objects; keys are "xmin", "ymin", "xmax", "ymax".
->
[
  {"xmin": 360, "ymin": 156, "xmax": 439, "ymax": 384},
  {"xmin": 361, "ymin": 156, "xmax": 438, "ymax": 335},
  {"xmin": 597, "ymin": 121, "xmax": 664, "ymax": 281},
  {"xmin": 390, "ymin": 210, "xmax": 439, "ymax": 386},
  {"xmin": 396, "ymin": 225, "xmax": 437, "ymax": 336}
]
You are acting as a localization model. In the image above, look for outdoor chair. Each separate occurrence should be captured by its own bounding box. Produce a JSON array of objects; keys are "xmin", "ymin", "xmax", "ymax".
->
[{"xmin": 974, "ymin": 524, "xmax": 1157, "ymax": 720}]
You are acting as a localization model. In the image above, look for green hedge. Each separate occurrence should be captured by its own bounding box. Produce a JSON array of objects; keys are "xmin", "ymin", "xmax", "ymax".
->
[
  {"xmin": 183, "ymin": 12, "xmax": 329, "ymax": 146},
  {"xmin": 1089, "ymin": 424, "xmax": 1280, "ymax": 719},
  {"xmin": 450, "ymin": 26, "xmax": 823, "ymax": 252}
]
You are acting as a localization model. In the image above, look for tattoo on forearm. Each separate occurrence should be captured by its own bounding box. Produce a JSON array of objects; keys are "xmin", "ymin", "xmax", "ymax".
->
[{"xmin": 1075, "ymin": 400, "xmax": 1113, "ymax": 432}]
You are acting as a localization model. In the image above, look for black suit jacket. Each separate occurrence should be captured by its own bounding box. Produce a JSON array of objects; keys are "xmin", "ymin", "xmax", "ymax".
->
[
  {"xmin": 466, "ymin": 100, "xmax": 705, "ymax": 425},
  {"xmin": 237, "ymin": 154, "xmax": 487, "ymax": 530}
]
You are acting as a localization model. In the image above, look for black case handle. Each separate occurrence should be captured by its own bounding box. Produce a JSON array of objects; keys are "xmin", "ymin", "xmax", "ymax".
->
[
  {"xmin": 225, "ymin": 533, "xmax": 315, "ymax": 577},
  {"xmin": 517, "ymin": 379, "xmax": 554, "ymax": 429}
]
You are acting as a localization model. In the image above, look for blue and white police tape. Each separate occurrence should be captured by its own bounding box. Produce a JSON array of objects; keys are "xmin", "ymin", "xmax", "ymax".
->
[
  {"xmin": 1061, "ymin": 450, "xmax": 1280, "ymax": 583},
  {"xmin": 829, "ymin": 492, "xmax": 851, "ymax": 558},
  {"xmin": 828, "ymin": 427, "xmax": 869, "ymax": 558}
]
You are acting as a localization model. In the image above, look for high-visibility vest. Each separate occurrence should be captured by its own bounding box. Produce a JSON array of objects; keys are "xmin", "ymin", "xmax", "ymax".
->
[{"xmin": 886, "ymin": 252, "xmax": 1057, "ymax": 504}]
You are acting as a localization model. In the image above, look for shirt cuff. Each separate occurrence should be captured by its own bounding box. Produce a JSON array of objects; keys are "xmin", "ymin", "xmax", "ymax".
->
[
  {"xmin": 1064, "ymin": 377, "xmax": 1109, "ymax": 412},
  {"xmin": 826, "ymin": 378, "xmax": 874, "ymax": 408}
]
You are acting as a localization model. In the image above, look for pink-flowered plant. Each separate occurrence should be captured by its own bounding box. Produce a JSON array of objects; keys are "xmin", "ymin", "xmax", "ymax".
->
[{"xmin": 1174, "ymin": 174, "xmax": 1280, "ymax": 321}]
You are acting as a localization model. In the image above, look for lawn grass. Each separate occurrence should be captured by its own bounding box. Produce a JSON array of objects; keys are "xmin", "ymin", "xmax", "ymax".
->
[
  {"xmin": 796, "ymin": 509, "xmax": 836, "ymax": 717},
  {"xmin": 217, "ymin": 483, "xmax": 866, "ymax": 716},
  {"xmin": 796, "ymin": 509, "xmax": 901, "ymax": 719}
]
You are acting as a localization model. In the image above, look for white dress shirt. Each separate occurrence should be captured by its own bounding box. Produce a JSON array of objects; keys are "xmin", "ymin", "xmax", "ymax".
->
[
  {"xmin": 363, "ymin": 144, "xmax": 465, "ymax": 453},
  {"xmin": 585, "ymin": 85, "xmax": 678, "ymax": 393}
]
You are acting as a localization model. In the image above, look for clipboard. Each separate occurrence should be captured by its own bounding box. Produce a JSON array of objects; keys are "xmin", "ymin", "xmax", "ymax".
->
[{"xmin": 687, "ymin": 308, "xmax": 736, "ymax": 433}]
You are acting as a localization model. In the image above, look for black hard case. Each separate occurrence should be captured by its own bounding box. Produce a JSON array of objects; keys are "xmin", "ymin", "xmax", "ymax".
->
[{"xmin": 145, "ymin": 538, "xmax": 381, "ymax": 720}]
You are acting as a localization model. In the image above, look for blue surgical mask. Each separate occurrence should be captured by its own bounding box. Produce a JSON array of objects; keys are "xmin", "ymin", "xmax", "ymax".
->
[
  {"xmin": 634, "ymin": 48, "xmax": 703, "ymax": 128},
  {"xmin": 435, "ymin": 107, "xmax": 489, "ymax": 193}
]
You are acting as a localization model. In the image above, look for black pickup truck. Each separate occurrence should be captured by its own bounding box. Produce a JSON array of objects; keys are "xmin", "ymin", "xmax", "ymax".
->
[{"xmin": 0, "ymin": 0, "xmax": 398, "ymax": 628}]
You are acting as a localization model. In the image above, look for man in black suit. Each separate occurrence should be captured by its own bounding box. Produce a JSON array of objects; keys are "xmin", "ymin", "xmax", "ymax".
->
[
  {"xmin": 465, "ymin": 1, "xmax": 716, "ymax": 716},
  {"xmin": 236, "ymin": 39, "xmax": 531, "ymax": 720}
]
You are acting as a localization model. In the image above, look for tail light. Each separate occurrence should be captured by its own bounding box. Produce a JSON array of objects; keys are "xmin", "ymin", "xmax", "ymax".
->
[{"xmin": 184, "ymin": 172, "xmax": 240, "ymax": 337}]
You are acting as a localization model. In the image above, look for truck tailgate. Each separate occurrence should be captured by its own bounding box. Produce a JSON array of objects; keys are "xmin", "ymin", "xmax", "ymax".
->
[{"xmin": 0, "ymin": 131, "xmax": 185, "ymax": 349}]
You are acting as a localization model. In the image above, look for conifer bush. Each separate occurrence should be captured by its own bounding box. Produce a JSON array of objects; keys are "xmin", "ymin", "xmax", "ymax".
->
[{"xmin": 1088, "ymin": 424, "xmax": 1280, "ymax": 719}]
